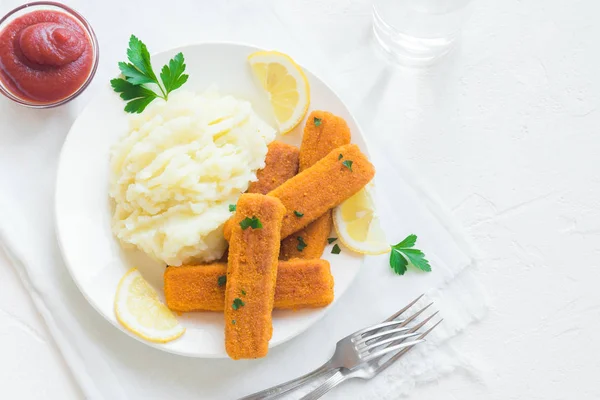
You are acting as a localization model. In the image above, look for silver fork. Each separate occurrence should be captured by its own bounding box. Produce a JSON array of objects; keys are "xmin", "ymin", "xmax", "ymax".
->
[
  {"xmin": 239, "ymin": 295, "xmax": 432, "ymax": 400},
  {"xmin": 300, "ymin": 317, "xmax": 442, "ymax": 400}
]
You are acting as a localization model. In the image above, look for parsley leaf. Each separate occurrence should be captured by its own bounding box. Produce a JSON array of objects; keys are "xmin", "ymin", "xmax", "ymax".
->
[
  {"xmin": 241, "ymin": 289, "xmax": 246, "ymax": 296},
  {"xmin": 314, "ymin": 117, "xmax": 322, "ymax": 126},
  {"xmin": 110, "ymin": 78, "xmax": 158, "ymax": 113},
  {"xmin": 389, "ymin": 234, "xmax": 431, "ymax": 275},
  {"xmin": 331, "ymin": 244, "xmax": 341, "ymax": 254},
  {"xmin": 232, "ymin": 320, "xmax": 236, "ymax": 325},
  {"xmin": 232, "ymin": 298, "xmax": 245, "ymax": 310},
  {"xmin": 297, "ymin": 236, "xmax": 307, "ymax": 252},
  {"xmin": 389, "ymin": 250, "xmax": 408, "ymax": 275},
  {"xmin": 217, "ymin": 275, "xmax": 227, "ymax": 287},
  {"xmin": 402, "ymin": 249, "xmax": 432, "ymax": 272},
  {"xmin": 110, "ymin": 78, "xmax": 157, "ymax": 101},
  {"xmin": 118, "ymin": 61, "xmax": 155, "ymax": 85},
  {"xmin": 395, "ymin": 234, "xmax": 417, "ymax": 248},
  {"xmin": 327, "ymin": 237, "xmax": 337, "ymax": 244},
  {"xmin": 294, "ymin": 210, "xmax": 304, "ymax": 217},
  {"xmin": 229, "ymin": 204, "xmax": 236, "ymax": 212},
  {"xmin": 240, "ymin": 216, "xmax": 263, "ymax": 230},
  {"xmin": 123, "ymin": 96, "xmax": 157, "ymax": 114},
  {"xmin": 342, "ymin": 160, "xmax": 353, "ymax": 171},
  {"xmin": 160, "ymin": 52, "xmax": 189, "ymax": 95},
  {"xmin": 112, "ymin": 35, "xmax": 189, "ymax": 113},
  {"xmin": 126, "ymin": 35, "xmax": 156, "ymax": 81},
  {"xmin": 338, "ymin": 154, "xmax": 343, "ymax": 160}
]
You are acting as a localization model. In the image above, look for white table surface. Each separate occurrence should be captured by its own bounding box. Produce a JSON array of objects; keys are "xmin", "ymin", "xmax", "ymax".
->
[{"xmin": 1, "ymin": 0, "xmax": 599, "ymax": 399}]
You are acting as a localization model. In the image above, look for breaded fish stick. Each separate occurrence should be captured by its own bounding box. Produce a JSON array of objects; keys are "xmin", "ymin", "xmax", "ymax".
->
[
  {"xmin": 164, "ymin": 259, "xmax": 334, "ymax": 312},
  {"xmin": 270, "ymin": 143, "xmax": 375, "ymax": 239},
  {"xmin": 248, "ymin": 141, "xmax": 299, "ymax": 195},
  {"xmin": 280, "ymin": 212, "xmax": 333, "ymax": 260},
  {"xmin": 299, "ymin": 111, "xmax": 351, "ymax": 171},
  {"xmin": 274, "ymin": 259, "xmax": 334, "ymax": 309},
  {"xmin": 280, "ymin": 112, "xmax": 351, "ymax": 260},
  {"xmin": 224, "ymin": 193, "xmax": 285, "ymax": 360},
  {"xmin": 165, "ymin": 263, "xmax": 229, "ymax": 311}
]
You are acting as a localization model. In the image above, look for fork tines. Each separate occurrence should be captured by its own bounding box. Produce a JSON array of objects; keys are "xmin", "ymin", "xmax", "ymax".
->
[{"xmin": 352, "ymin": 294, "xmax": 442, "ymax": 362}]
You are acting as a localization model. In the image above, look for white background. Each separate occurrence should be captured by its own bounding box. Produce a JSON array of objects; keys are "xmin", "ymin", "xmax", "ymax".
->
[{"xmin": 1, "ymin": 0, "xmax": 599, "ymax": 399}]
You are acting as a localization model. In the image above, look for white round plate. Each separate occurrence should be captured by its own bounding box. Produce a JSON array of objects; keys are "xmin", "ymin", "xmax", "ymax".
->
[{"xmin": 55, "ymin": 43, "xmax": 369, "ymax": 358}]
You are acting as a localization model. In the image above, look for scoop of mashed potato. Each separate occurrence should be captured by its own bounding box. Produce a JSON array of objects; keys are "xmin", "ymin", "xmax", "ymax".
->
[{"xmin": 109, "ymin": 89, "xmax": 276, "ymax": 265}]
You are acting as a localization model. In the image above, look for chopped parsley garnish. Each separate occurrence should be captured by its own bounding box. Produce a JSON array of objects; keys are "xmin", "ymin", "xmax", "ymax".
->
[
  {"xmin": 389, "ymin": 234, "xmax": 432, "ymax": 275},
  {"xmin": 327, "ymin": 237, "xmax": 337, "ymax": 244},
  {"xmin": 314, "ymin": 117, "xmax": 322, "ymax": 126},
  {"xmin": 232, "ymin": 320, "xmax": 236, "ymax": 325},
  {"xmin": 294, "ymin": 210, "xmax": 304, "ymax": 217},
  {"xmin": 240, "ymin": 216, "xmax": 263, "ymax": 230},
  {"xmin": 342, "ymin": 160, "xmax": 353, "ymax": 171},
  {"xmin": 338, "ymin": 153, "xmax": 343, "ymax": 160},
  {"xmin": 111, "ymin": 35, "xmax": 189, "ymax": 113},
  {"xmin": 229, "ymin": 204, "xmax": 236, "ymax": 212},
  {"xmin": 331, "ymin": 244, "xmax": 341, "ymax": 254},
  {"xmin": 232, "ymin": 298, "xmax": 245, "ymax": 310},
  {"xmin": 217, "ymin": 275, "xmax": 227, "ymax": 287},
  {"xmin": 297, "ymin": 236, "xmax": 307, "ymax": 252},
  {"xmin": 241, "ymin": 289, "xmax": 246, "ymax": 296}
]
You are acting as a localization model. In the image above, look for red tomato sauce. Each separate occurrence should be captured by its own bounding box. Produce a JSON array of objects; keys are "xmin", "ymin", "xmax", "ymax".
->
[{"xmin": 0, "ymin": 10, "xmax": 93, "ymax": 103}]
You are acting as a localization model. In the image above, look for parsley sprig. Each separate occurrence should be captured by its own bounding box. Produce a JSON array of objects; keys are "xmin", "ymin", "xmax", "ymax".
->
[
  {"xmin": 296, "ymin": 236, "xmax": 307, "ymax": 252},
  {"xmin": 240, "ymin": 216, "xmax": 263, "ymax": 230},
  {"xmin": 389, "ymin": 234, "xmax": 431, "ymax": 275},
  {"xmin": 111, "ymin": 35, "xmax": 189, "ymax": 113},
  {"xmin": 232, "ymin": 298, "xmax": 245, "ymax": 310},
  {"xmin": 331, "ymin": 244, "xmax": 341, "ymax": 254}
]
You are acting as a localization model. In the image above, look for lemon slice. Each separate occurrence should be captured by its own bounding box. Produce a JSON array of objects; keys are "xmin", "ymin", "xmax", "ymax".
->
[
  {"xmin": 333, "ymin": 185, "xmax": 391, "ymax": 255},
  {"xmin": 248, "ymin": 51, "xmax": 310, "ymax": 134},
  {"xmin": 115, "ymin": 268, "xmax": 185, "ymax": 343}
]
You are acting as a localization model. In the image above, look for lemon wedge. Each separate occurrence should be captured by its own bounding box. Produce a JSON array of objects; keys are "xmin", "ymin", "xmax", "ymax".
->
[
  {"xmin": 248, "ymin": 51, "xmax": 310, "ymax": 134},
  {"xmin": 333, "ymin": 185, "xmax": 390, "ymax": 255},
  {"xmin": 115, "ymin": 268, "xmax": 185, "ymax": 343}
]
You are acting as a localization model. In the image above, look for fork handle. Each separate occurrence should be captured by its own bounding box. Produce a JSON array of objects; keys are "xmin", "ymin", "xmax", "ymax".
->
[
  {"xmin": 299, "ymin": 370, "xmax": 348, "ymax": 400},
  {"xmin": 238, "ymin": 362, "xmax": 336, "ymax": 400}
]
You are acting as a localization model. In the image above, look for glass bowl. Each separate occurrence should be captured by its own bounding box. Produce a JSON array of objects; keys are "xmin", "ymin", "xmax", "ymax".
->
[{"xmin": 0, "ymin": 1, "xmax": 99, "ymax": 108}]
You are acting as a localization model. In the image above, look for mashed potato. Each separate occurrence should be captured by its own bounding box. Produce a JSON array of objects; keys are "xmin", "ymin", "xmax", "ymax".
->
[{"xmin": 109, "ymin": 89, "xmax": 276, "ymax": 265}]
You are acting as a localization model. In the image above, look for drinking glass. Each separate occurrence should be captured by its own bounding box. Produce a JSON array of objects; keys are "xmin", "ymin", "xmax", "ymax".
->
[{"xmin": 373, "ymin": 0, "xmax": 472, "ymax": 66}]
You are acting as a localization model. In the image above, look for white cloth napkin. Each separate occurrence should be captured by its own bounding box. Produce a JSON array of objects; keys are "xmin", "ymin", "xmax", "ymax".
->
[{"xmin": 0, "ymin": 0, "xmax": 487, "ymax": 398}]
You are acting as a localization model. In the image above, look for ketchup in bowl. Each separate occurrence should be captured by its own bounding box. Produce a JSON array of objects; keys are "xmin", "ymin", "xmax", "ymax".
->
[{"xmin": 0, "ymin": 3, "xmax": 98, "ymax": 106}]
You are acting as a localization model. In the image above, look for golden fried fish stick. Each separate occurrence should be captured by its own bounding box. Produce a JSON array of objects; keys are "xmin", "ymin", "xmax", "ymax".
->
[
  {"xmin": 281, "ymin": 111, "xmax": 351, "ymax": 259},
  {"xmin": 248, "ymin": 141, "xmax": 299, "ymax": 195},
  {"xmin": 269, "ymin": 144, "xmax": 375, "ymax": 239},
  {"xmin": 299, "ymin": 111, "xmax": 351, "ymax": 171},
  {"xmin": 164, "ymin": 259, "xmax": 334, "ymax": 312},
  {"xmin": 165, "ymin": 263, "xmax": 228, "ymax": 312},
  {"xmin": 279, "ymin": 212, "xmax": 332, "ymax": 260},
  {"xmin": 224, "ymin": 193, "xmax": 285, "ymax": 360},
  {"xmin": 274, "ymin": 259, "xmax": 334, "ymax": 309}
]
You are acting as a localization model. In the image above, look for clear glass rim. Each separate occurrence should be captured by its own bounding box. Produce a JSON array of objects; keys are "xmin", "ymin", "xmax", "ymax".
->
[{"xmin": 0, "ymin": 1, "xmax": 99, "ymax": 109}]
